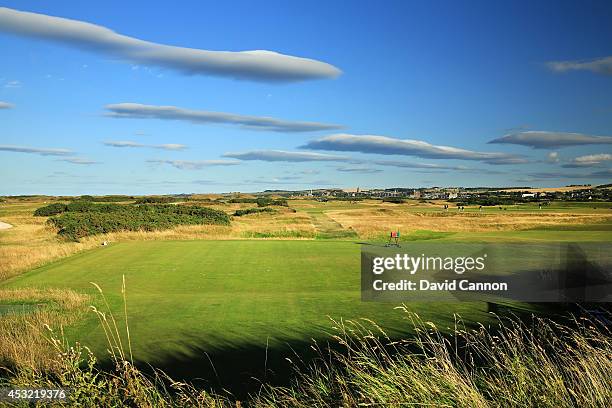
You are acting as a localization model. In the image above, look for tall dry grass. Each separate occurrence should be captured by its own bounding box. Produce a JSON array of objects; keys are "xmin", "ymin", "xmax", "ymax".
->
[
  {"xmin": 327, "ymin": 207, "xmax": 612, "ymax": 238},
  {"xmin": 2, "ymin": 283, "xmax": 611, "ymax": 407},
  {"xmin": 0, "ymin": 288, "xmax": 91, "ymax": 372},
  {"xmin": 1, "ymin": 279, "xmax": 610, "ymax": 407},
  {"xmin": 256, "ymin": 311, "xmax": 612, "ymax": 407}
]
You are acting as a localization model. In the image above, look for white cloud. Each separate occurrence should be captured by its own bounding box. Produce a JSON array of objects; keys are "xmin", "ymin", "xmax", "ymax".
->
[
  {"xmin": 104, "ymin": 140, "xmax": 187, "ymax": 150},
  {"xmin": 302, "ymin": 134, "xmax": 527, "ymax": 165},
  {"xmin": 58, "ymin": 157, "xmax": 99, "ymax": 165},
  {"xmin": 104, "ymin": 141, "xmax": 143, "ymax": 148},
  {"xmin": 489, "ymin": 131, "xmax": 612, "ymax": 149},
  {"xmin": 0, "ymin": 7, "xmax": 341, "ymax": 82},
  {"xmin": 3, "ymin": 80, "xmax": 21, "ymax": 88},
  {"xmin": 562, "ymin": 153, "xmax": 612, "ymax": 168},
  {"xmin": 547, "ymin": 56, "xmax": 612, "ymax": 76},
  {"xmin": 336, "ymin": 166, "xmax": 382, "ymax": 174},
  {"xmin": 104, "ymin": 103, "xmax": 342, "ymax": 133},
  {"xmin": 372, "ymin": 160, "xmax": 470, "ymax": 171},
  {"xmin": 0, "ymin": 101, "xmax": 13, "ymax": 109},
  {"xmin": 147, "ymin": 159, "xmax": 240, "ymax": 170},
  {"xmin": 223, "ymin": 150, "xmax": 349, "ymax": 162},
  {"xmin": 243, "ymin": 177, "xmax": 333, "ymax": 186},
  {"xmin": 547, "ymin": 152, "xmax": 559, "ymax": 163},
  {"xmin": 0, "ymin": 144, "xmax": 72, "ymax": 156},
  {"xmin": 574, "ymin": 153, "xmax": 612, "ymax": 163},
  {"xmin": 529, "ymin": 169, "xmax": 612, "ymax": 180}
]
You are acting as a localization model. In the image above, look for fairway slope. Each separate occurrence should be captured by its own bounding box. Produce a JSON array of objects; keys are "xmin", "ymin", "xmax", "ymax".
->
[{"xmin": 2, "ymin": 240, "xmax": 487, "ymax": 394}]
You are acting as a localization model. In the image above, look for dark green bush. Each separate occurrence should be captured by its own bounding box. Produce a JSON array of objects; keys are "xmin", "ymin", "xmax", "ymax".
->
[
  {"xmin": 382, "ymin": 197, "xmax": 404, "ymax": 204},
  {"xmin": 233, "ymin": 207, "xmax": 276, "ymax": 217},
  {"xmin": 33, "ymin": 203, "xmax": 68, "ymax": 216},
  {"xmin": 66, "ymin": 202, "xmax": 123, "ymax": 213},
  {"xmin": 134, "ymin": 196, "xmax": 178, "ymax": 204},
  {"xmin": 228, "ymin": 197, "xmax": 288, "ymax": 207},
  {"xmin": 47, "ymin": 204, "xmax": 230, "ymax": 241},
  {"xmin": 256, "ymin": 197, "xmax": 288, "ymax": 207},
  {"xmin": 71, "ymin": 195, "xmax": 135, "ymax": 202}
]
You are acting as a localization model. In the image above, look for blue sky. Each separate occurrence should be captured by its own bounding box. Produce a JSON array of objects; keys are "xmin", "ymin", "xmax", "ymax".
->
[{"xmin": 1, "ymin": 0, "xmax": 611, "ymax": 195}]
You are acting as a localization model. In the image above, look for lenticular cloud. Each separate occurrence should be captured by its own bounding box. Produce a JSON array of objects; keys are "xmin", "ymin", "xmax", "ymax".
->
[{"xmin": 0, "ymin": 7, "xmax": 342, "ymax": 82}]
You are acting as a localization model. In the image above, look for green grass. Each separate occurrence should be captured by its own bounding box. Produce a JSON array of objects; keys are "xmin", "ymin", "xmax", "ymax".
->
[
  {"xmin": 0, "ymin": 240, "xmax": 486, "ymax": 365},
  {"xmin": 240, "ymin": 230, "xmax": 314, "ymax": 238},
  {"xmin": 2, "ymin": 222, "xmax": 609, "ymax": 393},
  {"xmin": 444, "ymin": 229, "xmax": 612, "ymax": 242}
]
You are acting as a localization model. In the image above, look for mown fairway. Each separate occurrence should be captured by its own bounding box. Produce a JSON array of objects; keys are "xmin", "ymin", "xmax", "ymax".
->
[{"xmin": 1, "ymin": 240, "xmax": 486, "ymax": 363}]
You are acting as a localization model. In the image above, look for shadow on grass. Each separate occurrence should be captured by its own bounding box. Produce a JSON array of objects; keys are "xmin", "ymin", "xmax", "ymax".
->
[
  {"xmin": 98, "ymin": 326, "xmax": 350, "ymax": 400},
  {"xmin": 143, "ymin": 336, "xmax": 324, "ymax": 400},
  {"xmin": 97, "ymin": 302, "xmax": 608, "ymax": 401}
]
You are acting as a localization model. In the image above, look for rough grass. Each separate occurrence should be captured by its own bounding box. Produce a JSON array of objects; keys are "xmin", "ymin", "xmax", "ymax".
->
[
  {"xmin": 327, "ymin": 207, "xmax": 612, "ymax": 238},
  {"xmin": 255, "ymin": 312, "xmax": 612, "ymax": 407},
  {"xmin": 0, "ymin": 288, "xmax": 91, "ymax": 372},
  {"xmin": 3, "ymin": 308, "xmax": 610, "ymax": 407}
]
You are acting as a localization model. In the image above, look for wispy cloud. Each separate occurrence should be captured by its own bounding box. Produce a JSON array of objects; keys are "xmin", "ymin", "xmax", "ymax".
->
[
  {"xmin": 223, "ymin": 150, "xmax": 349, "ymax": 162},
  {"xmin": 547, "ymin": 56, "xmax": 612, "ymax": 76},
  {"xmin": 58, "ymin": 157, "xmax": 99, "ymax": 165},
  {"xmin": 302, "ymin": 134, "xmax": 527, "ymax": 165},
  {"xmin": 336, "ymin": 166, "xmax": 382, "ymax": 174},
  {"xmin": 0, "ymin": 101, "xmax": 13, "ymax": 109},
  {"xmin": 0, "ymin": 7, "xmax": 341, "ymax": 82},
  {"xmin": 191, "ymin": 179, "xmax": 224, "ymax": 185},
  {"xmin": 372, "ymin": 160, "xmax": 469, "ymax": 171},
  {"xmin": 243, "ymin": 175, "xmax": 305, "ymax": 184},
  {"xmin": 104, "ymin": 103, "xmax": 342, "ymax": 133},
  {"xmin": 370, "ymin": 160, "xmax": 507, "ymax": 174},
  {"xmin": 562, "ymin": 153, "xmax": 612, "ymax": 168},
  {"xmin": 293, "ymin": 169, "xmax": 320, "ymax": 175},
  {"xmin": 0, "ymin": 144, "xmax": 72, "ymax": 156},
  {"xmin": 3, "ymin": 80, "xmax": 21, "ymax": 88},
  {"xmin": 489, "ymin": 131, "xmax": 612, "ymax": 149},
  {"xmin": 528, "ymin": 168, "xmax": 612, "ymax": 180},
  {"xmin": 147, "ymin": 159, "xmax": 240, "ymax": 170},
  {"xmin": 243, "ymin": 177, "xmax": 333, "ymax": 186},
  {"xmin": 104, "ymin": 140, "xmax": 187, "ymax": 150}
]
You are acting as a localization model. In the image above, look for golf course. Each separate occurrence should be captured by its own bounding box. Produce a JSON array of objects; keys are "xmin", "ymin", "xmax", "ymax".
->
[
  {"xmin": 0, "ymin": 237, "xmax": 489, "ymax": 389},
  {"xmin": 0, "ymin": 195, "xmax": 611, "ymax": 400}
]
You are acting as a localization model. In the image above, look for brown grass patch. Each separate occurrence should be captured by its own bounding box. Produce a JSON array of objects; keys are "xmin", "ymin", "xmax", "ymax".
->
[
  {"xmin": 326, "ymin": 208, "xmax": 612, "ymax": 238},
  {"xmin": 0, "ymin": 288, "xmax": 91, "ymax": 372},
  {"xmin": 233, "ymin": 209, "xmax": 316, "ymax": 238}
]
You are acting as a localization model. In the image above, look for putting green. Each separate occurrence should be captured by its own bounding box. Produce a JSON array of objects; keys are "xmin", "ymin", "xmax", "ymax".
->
[{"xmin": 2, "ymin": 240, "xmax": 486, "ymax": 363}]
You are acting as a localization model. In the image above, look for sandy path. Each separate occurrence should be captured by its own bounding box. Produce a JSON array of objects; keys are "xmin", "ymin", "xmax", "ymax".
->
[{"xmin": 0, "ymin": 221, "xmax": 13, "ymax": 230}]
